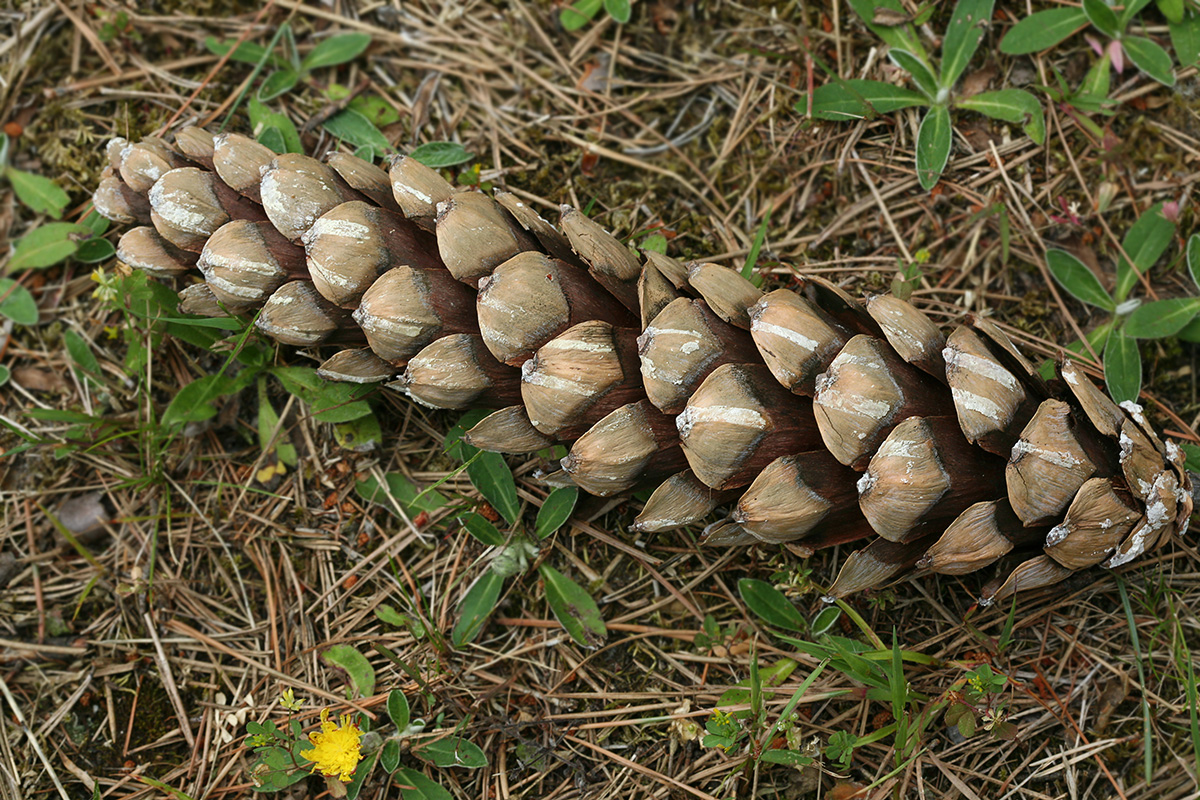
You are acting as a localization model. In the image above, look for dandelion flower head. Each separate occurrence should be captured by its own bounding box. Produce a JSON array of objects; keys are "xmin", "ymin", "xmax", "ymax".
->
[{"xmin": 302, "ymin": 709, "xmax": 363, "ymax": 782}]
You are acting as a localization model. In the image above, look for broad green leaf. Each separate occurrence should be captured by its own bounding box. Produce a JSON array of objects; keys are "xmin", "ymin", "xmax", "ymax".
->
[
  {"xmin": 322, "ymin": 644, "xmax": 376, "ymax": 698},
  {"xmin": 413, "ymin": 737, "xmax": 488, "ymax": 769},
  {"xmin": 1104, "ymin": 329, "xmax": 1141, "ymax": 404},
  {"xmin": 802, "ymin": 80, "xmax": 928, "ymax": 120},
  {"xmin": 1119, "ymin": 0, "xmax": 1155, "ymax": 28},
  {"xmin": 0, "ymin": 365, "xmax": 9, "ymax": 388},
  {"xmin": 394, "ymin": 767, "xmax": 453, "ymax": 800},
  {"xmin": 916, "ymin": 105, "xmax": 952, "ymax": 190},
  {"xmin": 79, "ymin": 208, "xmax": 110, "ymax": 235},
  {"xmin": 957, "ymin": 89, "xmax": 1045, "ymax": 144},
  {"xmin": 333, "ymin": 412, "xmax": 382, "ymax": 452},
  {"xmin": 737, "ymin": 578, "xmax": 806, "ymax": 632},
  {"xmin": 561, "ymin": 0, "xmax": 602, "ymax": 30},
  {"xmin": 1159, "ymin": 0, "xmax": 1185, "ymax": 24},
  {"xmin": 408, "ymin": 141, "xmax": 474, "ymax": 169},
  {"xmin": 1123, "ymin": 298, "xmax": 1200, "ymax": 338},
  {"xmin": 323, "ymin": 108, "xmax": 391, "ymax": 152},
  {"xmin": 249, "ymin": 97, "xmax": 303, "ymax": 153},
  {"xmin": 380, "ymin": 739, "xmax": 401, "ymax": 773},
  {"xmin": 1000, "ymin": 8, "xmax": 1088, "ymax": 54},
  {"xmin": 10, "ymin": 222, "xmax": 87, "ymax": 270},
  {"xmin": 1114, "ymin": 202, "xmax": 1175, "ymax": 302},
  {"xmin": 257, "ymin": 385, "xmax": 298, "ymax": 467},
  {"xmin": 811, "ymin": 605, "xmax": 842, "ymax": 636},
  {"xmin": 302, "ymin": 33, "xmax": 372, "ymax": 71},
  {"xmin": 344, "ymin": 748, "xmax": 381, "ymax": 800},
  {"xmin": 1187, "ymin": 234, "xmax": 1200, "ymax": 292},
  {"xmin": 387, "ymin": 689, "xmax": 411, "ymax": 730},
  {"xmin": 0, "ymin": 279, "xmax": 39, "ymax": 325},
  {"xmin": 1169, "ymin": 13, "xmax": 1200, "ymax": 67},
  {"xmin": 1078, "ymin": 54, "xmax": 1113, "ymax": 110},
  {"xmin": 375, "ymin": 604, "xmax": 410, "ymax": 627},
  {"xmin": 467, "ymin": 451, "xmax": 520, "ymax": 526},
  {"xmin": 603, "ymin": 0, "xmax": 632, "ymax": 23},
  {"xmin": 940, "ymin": 0, "xmax": 994, "ymax": 89},
  {"xmin": 845, "ymin": 0, "xmax": 929, "ymax": 61},
  {"xmin": 539, "ymin": 564, "xmax": 606, "ymax": 648},
  {"xmin": 271, "ymin": 366, "xmax": 374, "ymax": 422},
  {"xmin": 257, "ymin": 68, "xmax": 299, "ymax": 102},
  {"xmin": 888, "ymin": 49, "xmax": 938, "ymax": 99},
  {"xmin": 1123, "ymin": 36, "xmax": 1176, "ymax": 86},
  {"xmin": 460, "ymin": 513, "xmax": 506, "ymax": 546},
  {"xmin": 640, "ymin": 233, "xmax": 668, "ymax": 255},
  {"xmin": 534, "ymin": 487, "xmax": 578, "ymax": 539},
  {"xmin": 74, "ymin": 237, "xmax": 116, "ymax": 263},
  {"xmin": 355, "ymin": 472, "xmax": 448, "ymax": 516},
  {"xmin": 1082, "ymin": 0, "xmax": 1120, "ymax": 37},
  {"xmin": 6, "ymin": 168, "xmax": 70, "ymax": 218},
  {"xmin": 64, "ymin": 329, "xmax": 101, "ymax": 381},
  {"xmin": 161, "ymin": 374, "xmax": 236, "ymax": 426},
  {"xmin": 452, "ymin": 570, "xmax": 504, "ymax": 646},
  {"xmin": 1046, "ymin": 249, "xmax": 1115, "ymax": 310}
]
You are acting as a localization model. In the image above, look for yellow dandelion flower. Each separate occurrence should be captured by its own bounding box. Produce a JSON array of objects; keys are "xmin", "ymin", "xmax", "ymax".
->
[{"xmin": 301, "ymin": 709, "xmax": 363, "ymax": 782}]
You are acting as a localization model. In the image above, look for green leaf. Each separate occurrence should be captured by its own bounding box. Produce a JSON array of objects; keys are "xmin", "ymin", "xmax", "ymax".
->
[
  {"xmin": 561, "ymin": 0, "xmax": 602, "ymax": 30},
  {"xmin": 1123, "ymin": 298, "xmax": 1200, "ymax": 338},
  {"xmin": 539, "ymin": 564, "xmax": 607, "ymax": 648},
  {"xmin": 302, "ymin": 33, "xmax": 372, "ymax": 71},
  {"xmin": 460, "ymin": 513, "xmax": 506, "ymax": 546},
  {"xmin": 257, "ymin": 386, "xmax": 298, "ymax": 466},
  {"xmin": 387, "ymin": 689, "xmax": 411, "ymax": 731},
  {"xmin": 940, "ymin": 0, "xmax": 994, "ymax": 89},
  {"xmin": 1114, "ymin": 202, "xmax": 1175, "ymax": 302},
  {"xmin": 322, "ymin": 644, "xmax": 376, "ymax": 698},
  {"xmin": 534, "ymin": 487, "xmax": 578, "ymax": 540},
  {"xmin": 333, "ymin": 412, "xmax": 382, "ymax": 452},
  {"xmin": 380, "ymin": 739, "xmax": 401, "ymax": 773},
  {"xmin": 1159, "ymin": 0, "xmax": 1185, "ymax": 24},
  {"xmin": 1123, "ymin": 36, "xmax": 1176, "ymax": 86},
  {"xmin": 0, "ymin": 279, "xmax": 39, "ymax": 325},
  {"xmin": 10, "ymin": 222, "xmax": 87, "ymax": 270},
  {"xmin": 802, "ymin": 80, "xmax": 928, "ymax": 120},
  {"xmin": 6, "ymin": 168, "xmax": 70, "ymax": 218},
  {"xmin": 344, "ymin": 748, "xmax": 381, "ymax": 800},
  {"xmin": 1104, "ymin": 329, "xmax": 1141, "ymax": 404},
  {"xmin": 957, "ymin": 89, "xmax": 1045, "ymax": 144},
  {"xmin": 845, "ymin": 0, "xmax": 929, "ymax": 61},
  {"xmin": 467, "ymin": 451, "xmax": 520, "ymax": 526},
  {"xmin": 760, "ymin": 749, "xmax": 815, "ymax": 767},
  {"xmin": 204, "ymin": 36, "xmax": 278, "ymax": 66},
  {"xmin": 74, "ymin": 237, "xmax": 116, "ymax": 263},
  {"xmin": 603, "ymin": 0, "xmax": 632, "ymax": 23},
  {"xmin": 248, "ymin": 97, "xmax": 303, "ymax": 154},
  {"xmin": 1082, "ymin": 0, "xmax": 1120, "ymax": 37},
  {"xmin": 738, "ymin": 578, "xmax": 806, "ymax": 632},
  {"xmin": 1046, "ymin": 249, "xmax": 1115, "ymax": 311},
  {"xmin": 1119, "ymin": 0, "xmax": 1155, "ymax": 28},
  {"xmin": 79, "ymin": 208, "xmax": 110, "ymax": 236},
  {"xmin": 413, "ymin": 737, "xmax": 488, "ymax": 769},
  {"xmin": 0, "ymin": 365, "xmax": 9, "ymax": 388},
  {"xmin": 323, "ymin": 109, "xmax": 391, "ymax": 152},
  {"xmin": 64, "ymin": 329, "xmax": 101, "ymax": 381},
  {"xmin": 888, "ymin": 49, "xmax": 938, "ymax": 99},
  {"xmin": 271, "ymin": 366, "xmax": 374, "ymax": 422},
  {"xmin": 1187, "ymin": 234, "xmax": 1200, "ymax": 293},
  {"xmin": 1169, "ymin": 13, "xmax": 1200, "ymax": 67},
  {"xmin": 916, "ymin": 105, "xmax": 952, "ymax": 190},
  {"xmin": 161, "ymin": 374, "xmax": 237, "ymax": 427},
  {"xmin": 394, "ymin": 767, "xmax": 453, "ymax": 800},
  {"xmin": 452, "ymin": 570, "xmax": 505, "ymax": 646},
  {"xmin": 408, "ymin": 141, "xmax": 474, "ymax": 169},
  {"xmin": 1000, "ymin": 8, "xmax": 1088, "ymax": 54},
  {"xmin": 355, "ymin": 472, "xmax": 448, "ymax": 517},
  {"xmin": 257, "ymin": 68, "xmax": 299, "ymax": 102},
  {"xmin": 811, "ymin": 605, "xmax": 842, "ymax": 636}
]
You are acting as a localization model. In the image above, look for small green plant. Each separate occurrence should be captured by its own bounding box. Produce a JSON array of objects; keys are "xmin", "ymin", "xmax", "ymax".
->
[
  {"xmin": 1044, "ymin": 204, "xmax": 1194, "ymax": 404},
  {"xmin": 798, "ymin": 0, "xmax": 1045, "ymax": 190},
  {"xmin": 1000, "ymin": 0, "xmax": 1194, "ymax": 86},
  {"xmin": 891, "ymin": 248, "xmax": 931, "ymax": 301},
  {"xmin": 358, "ymin": 411, "xmax": 605, "ymax": 650},
  {"xmin": 560, "ymin": 0, "xmax": 632, "ymax": 32},
  {"xmin": 943, "ymin": 663, "xmax": 1018, "ymax": 740},
  {"xmin": 247, "ymin": 670, "xmax": 486, "ymax": 798}
]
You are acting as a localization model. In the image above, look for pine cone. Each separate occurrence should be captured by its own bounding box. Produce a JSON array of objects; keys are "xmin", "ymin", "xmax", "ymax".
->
[{"xmin": 94, "ymin": 130, "xmax": 1195, "ymax": 605}]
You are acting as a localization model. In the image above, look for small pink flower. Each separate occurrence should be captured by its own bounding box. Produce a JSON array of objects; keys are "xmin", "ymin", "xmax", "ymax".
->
[
  {"xmin": 1108, "ymin": 40, "xmax": 1125, "ymax": 73},
  {"xmin": 1163, "ymin": 201, "xmax": 1180, "ymax": 223}
]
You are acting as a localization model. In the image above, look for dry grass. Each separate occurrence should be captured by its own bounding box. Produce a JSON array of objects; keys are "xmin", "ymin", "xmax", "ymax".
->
[{"xmin": 2, "ymin": 1, "xmax": 1200, "ymax": 798}]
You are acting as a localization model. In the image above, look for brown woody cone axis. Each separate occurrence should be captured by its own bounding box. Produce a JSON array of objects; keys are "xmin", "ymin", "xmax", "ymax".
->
[{"xmin": 95, "ymin": 131, "xmax": 1196, "ymax": 604}]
